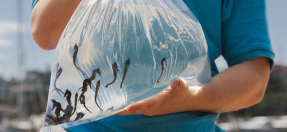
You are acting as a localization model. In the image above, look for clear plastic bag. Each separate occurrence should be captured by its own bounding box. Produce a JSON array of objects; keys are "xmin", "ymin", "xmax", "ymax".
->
[{"xmin": 40, "ymin": 0, "xmax": 211, "ymax": 131}]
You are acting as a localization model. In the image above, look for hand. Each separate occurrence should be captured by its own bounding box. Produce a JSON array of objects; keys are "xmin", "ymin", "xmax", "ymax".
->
[{"xmin": 117, "ymin": 79, "xmax": 193, "ymax": 116}]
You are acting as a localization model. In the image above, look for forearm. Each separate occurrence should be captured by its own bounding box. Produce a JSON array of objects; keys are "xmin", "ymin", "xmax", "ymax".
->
[
  {"xmin": 187, "ymin": 57, "xmax": 270, "ymax": 113},
  {"xmin": 31, "ymin": 0, "xmax": 81, "ymax": 50}
]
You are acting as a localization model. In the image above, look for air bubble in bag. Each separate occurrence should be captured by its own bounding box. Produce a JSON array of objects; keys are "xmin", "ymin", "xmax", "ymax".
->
[{"xmin": 40, "ymin": 0, "xmax": 212, "ymax": 131}]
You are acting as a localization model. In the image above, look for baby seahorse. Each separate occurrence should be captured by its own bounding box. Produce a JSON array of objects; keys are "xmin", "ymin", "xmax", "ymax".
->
[
  {"xmin": 51, "ymin": 99, "xmax": 64, "ymax": 124},
  {"xmin": 157, "ymin": 57, "xmax": 168, "ymax": 83},
  {"xmin": 77, "ymin": 79, "xmax": 92, "ymax": 113},
  {"xmin": 90, "ymin": 68, "xmax": 102, "ymax": 80},
  {"xmin": 51, "ymin": 63, "xmax": 64, "ymax": 96},
  {"xmin": 106, "ymin": 61, "xmax": 119, "ymax": 88},
  {"xmin": 74, "ymin": 112, "xmax": 85, "ymax": 121},
  {"xmin": 64, "ymin": 89, "xmax": 72, "ymax": 105},
  {"xmin": 94, "ymin": 80, "xmax": 103, "ymax": 111},
  {"xmin": 71, "ymin": 92, "xmax": 78, "ymax": 116},
  {"xmin": 120, "ymin": 58, "xmax": 130, "ymax": 89},
  {"xmin": 78, "ymin": 93, "xmax": 92, "ymax": 113},
  {"xmin": 73, "ymin": 43, "xmax": 85, "ymax": 75}
]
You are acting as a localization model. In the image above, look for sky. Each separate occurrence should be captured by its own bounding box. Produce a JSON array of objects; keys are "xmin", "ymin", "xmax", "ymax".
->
[
  {"xmin": 0, "ymin": 0, "xmax": 54, "ymax": 80},
  {"xmin": 0, "ymin": 0, "xmax": 286, "ymax": 80}
]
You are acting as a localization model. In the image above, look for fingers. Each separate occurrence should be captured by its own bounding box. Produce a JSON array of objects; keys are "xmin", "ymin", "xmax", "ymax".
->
[
  {"xmin": 117, "ymin": 79, "xmax": 189, "ymax": 116},
  {"xmin": 165, "ymin": 79, "xmax": 188, "ymax": 93},
  {"xmin": 117, "ymin": 94, "xmax": 168, "ymax": 116},
  {"xmin": 170, "ymin": 79, "xmax": 181, "ymax": 88},
  {"xmin": 117, "ymin": 98, "xmax": 154, "ymax": 116}
]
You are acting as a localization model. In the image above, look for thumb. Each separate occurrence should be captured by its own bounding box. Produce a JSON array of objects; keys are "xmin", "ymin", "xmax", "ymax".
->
[{"xmin": 169, "ymin": 79, "xmax": 188, "ymax": 92}]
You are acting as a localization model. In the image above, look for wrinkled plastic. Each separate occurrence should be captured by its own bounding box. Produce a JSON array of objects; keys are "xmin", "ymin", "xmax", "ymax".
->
[{"xmin": 40, "ymin": 0, "xmax": 212, "ymax": 131}]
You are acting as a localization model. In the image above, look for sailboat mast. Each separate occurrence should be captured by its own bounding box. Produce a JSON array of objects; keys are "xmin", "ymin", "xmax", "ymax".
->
[{"xmin": 16, "ymin": 0, "xmax": 26, "ymax": 118}]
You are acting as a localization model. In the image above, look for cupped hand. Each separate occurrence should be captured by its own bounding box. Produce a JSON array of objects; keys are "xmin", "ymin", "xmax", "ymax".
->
[{"xmin": 117, "ymin": 79, "xmax": 193, "ymax": 116}]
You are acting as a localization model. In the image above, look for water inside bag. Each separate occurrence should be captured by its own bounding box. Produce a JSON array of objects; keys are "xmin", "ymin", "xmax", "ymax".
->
[{"xmin": 40, "ymin": 0, "xmax": 211, "ymax": 131}]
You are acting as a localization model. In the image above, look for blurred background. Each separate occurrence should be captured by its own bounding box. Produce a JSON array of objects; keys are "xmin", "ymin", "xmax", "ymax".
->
[{"xmin": 0, "ymin": 0, "xmax": 286, "ymax": 132}]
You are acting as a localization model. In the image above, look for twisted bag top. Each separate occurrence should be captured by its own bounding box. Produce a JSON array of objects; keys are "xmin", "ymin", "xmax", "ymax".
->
[{"xmin": 41, "ymin": 0, "xmax": 211, "ymax": 131}]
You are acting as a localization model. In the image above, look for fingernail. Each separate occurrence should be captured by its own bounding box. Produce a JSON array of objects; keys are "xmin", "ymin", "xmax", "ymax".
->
[{"xmin": 128, "ymin": 107, "xmax": 135, "ymax": 111}]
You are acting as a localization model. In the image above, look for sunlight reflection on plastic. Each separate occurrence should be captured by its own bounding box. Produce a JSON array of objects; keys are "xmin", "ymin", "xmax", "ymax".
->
[{"xmin": 40, "ymin": 0, "xmax": 212, "ymax": 131}]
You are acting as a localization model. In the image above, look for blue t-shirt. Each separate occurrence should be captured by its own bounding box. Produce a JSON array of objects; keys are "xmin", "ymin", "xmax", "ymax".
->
[{"xmin": 32, "ymin": 0, "xmax": 274, "ymax": 131}]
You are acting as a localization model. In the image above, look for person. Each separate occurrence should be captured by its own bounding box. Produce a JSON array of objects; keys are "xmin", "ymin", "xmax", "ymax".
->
[{"xmin": 31, "ymin": 0, "xmax": 274, "ymax": 131}]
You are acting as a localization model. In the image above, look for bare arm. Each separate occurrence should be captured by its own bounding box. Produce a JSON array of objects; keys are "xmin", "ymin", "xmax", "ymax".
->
[
  {"xmin": 188, "ymin": 56, "xmax": 270, "ymax": 113},
  {"xmin": 118, "ymin": 57, "xmax": 270, "ymax": 115},
  {"xmin": 31, "ymin": 0, "xmax": 81, "ymax": 50}
]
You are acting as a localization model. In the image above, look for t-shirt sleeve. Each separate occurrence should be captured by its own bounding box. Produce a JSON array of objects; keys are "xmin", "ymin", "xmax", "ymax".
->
[
  {"xmin": 221, "ymin": 0, "xmax": 274, "ymax": 68},
  {"xmin": 32, "ymin": 0, "xmax": 39, "ymax": 9}
]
